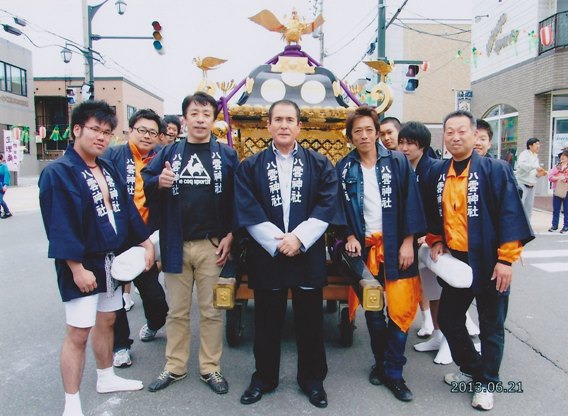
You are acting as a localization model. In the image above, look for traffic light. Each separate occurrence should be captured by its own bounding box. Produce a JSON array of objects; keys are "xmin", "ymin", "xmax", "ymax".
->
[
  {"xmin": 152, "ymin": 21, "xmax": 164, "ymax": 54},
  {"xmin": 404, "ymin": 64, "xmax": 419, "ymax": 92},
  {"xmin": 66, "ymin": 88, "xmax": 76, "ymax": 104}
]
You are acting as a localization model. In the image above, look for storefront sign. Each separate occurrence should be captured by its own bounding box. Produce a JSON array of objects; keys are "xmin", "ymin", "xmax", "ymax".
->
[{"xmin": 486, "ymin": 14, "xmax": 518, "ymax": 56}]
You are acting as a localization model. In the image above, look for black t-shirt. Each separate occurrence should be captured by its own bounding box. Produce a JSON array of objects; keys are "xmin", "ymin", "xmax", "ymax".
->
[{"xmin": 179, "ymin": 142, "xmax": 217, "ymax": 240}]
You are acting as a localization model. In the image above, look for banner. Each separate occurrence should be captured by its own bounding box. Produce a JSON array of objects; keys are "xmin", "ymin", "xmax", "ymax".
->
[{"xmin": 3, "ymin": 130, "xmax": 20, "ymax": 172}]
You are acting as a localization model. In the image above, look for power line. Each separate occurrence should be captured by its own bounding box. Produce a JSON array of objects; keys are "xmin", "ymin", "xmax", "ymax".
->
[
  {"xmin": 393, "ymin": 20, "xmax": 470, "ymax": 44},
  {"xmin": 326, "ymin": 15, "xmax": 377, "ymax": 57},
  {"xmin": 401, "ymin": 8, "xmax": 472, "ymax": 32}
]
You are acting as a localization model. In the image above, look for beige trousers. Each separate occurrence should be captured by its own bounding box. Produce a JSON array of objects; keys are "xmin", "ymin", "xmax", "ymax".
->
[{"xmin": 164, "ymin": 239, "xmax": 223, "ymax": 375}]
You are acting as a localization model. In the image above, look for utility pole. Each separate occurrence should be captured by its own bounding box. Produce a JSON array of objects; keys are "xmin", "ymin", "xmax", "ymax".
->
[{"xmin": 377, "ymin": 0, "xmax": 386, "ymax": 62}]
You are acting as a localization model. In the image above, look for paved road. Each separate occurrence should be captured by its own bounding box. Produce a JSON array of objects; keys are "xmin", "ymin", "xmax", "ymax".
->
[{"xmin": 1, "ymin": 209, "xmax": 567, "ymax": 416}]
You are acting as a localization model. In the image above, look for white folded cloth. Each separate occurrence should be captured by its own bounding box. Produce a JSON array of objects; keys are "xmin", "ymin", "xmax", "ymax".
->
[
  {"xmin": 418, "ymin": 245, "xmax": 473, "ymax": 289},
  {"xmin": 111, "ymin": 231, "xmax": 160, "ymax": 282}
]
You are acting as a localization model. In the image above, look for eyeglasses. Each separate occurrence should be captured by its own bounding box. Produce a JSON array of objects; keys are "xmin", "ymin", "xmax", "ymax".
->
[
  {"xmin": 134, "ymin": 126, "xmax": 159, "ymax": 138},
  {"xmin": 82, "ymin": 125, "xmax": 113, "ymax": 138}
]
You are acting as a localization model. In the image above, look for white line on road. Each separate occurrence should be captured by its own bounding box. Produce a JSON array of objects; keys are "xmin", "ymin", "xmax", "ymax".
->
[
  {"xmin": 522, "ymin": 250, "xmax": 568, "ymax": 258},
  {"xmin": 530, "ymin": 263, "xmax": 568, "ymax": 272}
]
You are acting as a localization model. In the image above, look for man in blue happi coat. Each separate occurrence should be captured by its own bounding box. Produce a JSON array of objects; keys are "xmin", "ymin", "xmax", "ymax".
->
[
  {"xmin": 39, "ymin": 100, "xmax": 155, "ymax": 416},
  {"xmin": 143, "ymin": 92, "xmax": 238, "ymax": 395},
  {"xmin": 235, "ymin": 99, "xmax": 344, "ymax": 409},
  {"xmin": 426, "ymin": 110, "xmax": 534, "ymax": 411},
  {"xmin": 336, "ymin": 107, "xmax": 426, "ymax": 402},
  {"xmin": 104, "ymin": 108, "xmax": 168, "ymax": 367}
]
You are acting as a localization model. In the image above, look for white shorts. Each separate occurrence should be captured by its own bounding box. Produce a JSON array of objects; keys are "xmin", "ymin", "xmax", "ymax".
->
[
  {"xmin": 419, "ymin": 267, "xmax": 443, "ymax": 301},
  {"xmin": 64, "ymin": 287, "xmax": 123, "ymax": 328}
]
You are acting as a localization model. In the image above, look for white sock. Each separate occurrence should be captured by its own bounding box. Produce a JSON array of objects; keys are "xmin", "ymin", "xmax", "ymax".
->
[
  {"xmin": 63, "ymin": 392, "xmax": 83, "ymax": 416},
  {"xmin": 417, "ymin": 309, "xmax": 434, "ymax": 336},
  {"xmin": 96, "ymin": 366, "xmax": 114, "ymax": 382},
  {"xmin": 96, "ymin": 366, "xmax": 143, "ymax": 393},
  {"xmin": 465, "ymin": 311, "xmax": 480, "ymax": 336},
  {"xmin": 414, "ymin": 329, "xmax": 443, "ymax": 351},
  {"xmin": 434, "ymin": 337, "xmax": 453, "ymax": 365}
]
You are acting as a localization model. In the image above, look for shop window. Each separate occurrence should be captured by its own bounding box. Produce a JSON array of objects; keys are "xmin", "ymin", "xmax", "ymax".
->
[
  {"xmin": 482, "ymin": 104, "xmax": 519, "ymax": 165},
  {"xmin": 553, "ymin": 95, "xmax": 568, "ymax": 110}
]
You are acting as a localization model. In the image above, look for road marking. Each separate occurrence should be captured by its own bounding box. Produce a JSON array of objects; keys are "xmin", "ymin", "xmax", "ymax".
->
[
  {"xmin": 530, "ymin": 263, "xmax": 568, "ymax": 272},
  {"xmin": 522, "ymin": 250, "xmax": 568, "ymax": 258}
]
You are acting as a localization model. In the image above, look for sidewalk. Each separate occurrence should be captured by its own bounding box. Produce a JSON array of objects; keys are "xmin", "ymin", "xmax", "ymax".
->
[{"xmin": 2, "ymin": 177, "xmax": 559, "ymax": 235}]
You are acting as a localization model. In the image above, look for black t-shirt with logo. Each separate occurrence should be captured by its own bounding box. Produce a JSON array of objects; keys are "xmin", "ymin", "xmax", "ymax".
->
[{"xmin": 179, "ymin": 142, "xmax": 217, "ymax": 240}]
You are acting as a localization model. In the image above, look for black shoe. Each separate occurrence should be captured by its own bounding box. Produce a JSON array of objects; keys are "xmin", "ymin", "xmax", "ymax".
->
[
  {"xmin": 200, "ymin": 371, "xmax": 228, "ymax": 394},
  {"xmin": 148, "ymin": 370, "xmax": 187, "ymax": 392},
  {"xmin": 1, "ymin": 212, "xmax": 12, "ymax": 219},
  {"xmin": 369, "ymin": 365, "xmax": 383, "ymax": 385},
  {"xmin": 381, "ymin": 377, "xmax": 413, "ymax": 402},
  {"xmin": 240, "ymin": 386, "xmax": 263, "ymax": 405},
  {"xmin": 305, "ymin": 388, "xmax": 328, "ymax": 408},
  {"xmin": 549, "ymin": 227, "xmax": 558, "ymax": 232},
  {"xmin": 561, "ymin": 227, "xmax": 568, "ymax": 234}
]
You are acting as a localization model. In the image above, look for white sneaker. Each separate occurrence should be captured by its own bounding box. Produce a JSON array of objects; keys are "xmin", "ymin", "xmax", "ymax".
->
[
  {"xmin": 474, "ymin": 342, "xmax": 481, "ymax": 352},
  {"xmin": 113, "ymin": 349, "xmax": 132, "ymax": 368},
  {"xmin": 139, "ymin": 323, "xmax": 158, "ymax": 342},
  {"xmin": 434, "ymin": 337, "xmax": 453, "ymax": 365},
  {"xmin": 444, "ymin": 371, "xmax": 473, "ymax": 385},
  {"xmin": 472, "ymin": 388, "xmax": 494, "ymax": 411},
  {"xmin": 414, "ymin": 330, "xmax": 443, "ymax": 351},
  {"xmin": 123, "ymin": 293, "xmax": 134, "ymax": 312},
  {"xmin": 466, "ymin": 311, "xmax": 480, "ymax": 336},
  {"xmin": 97, "ymin": 375, "xmax": 143, "ymax": 393}
]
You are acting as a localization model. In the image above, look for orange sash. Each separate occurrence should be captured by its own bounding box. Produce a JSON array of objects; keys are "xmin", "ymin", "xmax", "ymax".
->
[{"xmin": 348, "ymin": 233, "xmax": 421, "ymax": 333}]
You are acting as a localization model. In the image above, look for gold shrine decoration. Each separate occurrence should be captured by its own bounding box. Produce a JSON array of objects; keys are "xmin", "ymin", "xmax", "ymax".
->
[
  {"xmin": 363, "ymin": 60, "xmax": 394, "ymax": 114},
  {"xmin": 194, "ymin": 56, "xmax": 227, "ymax": 95},
  {"xmin": 217, "ymin": 80, "xmax": 235, "ymax": 96},
  {"xmin": 249, "ymin": 9, "xmax": 324, "ymax": 44},
  {"xmin": 271, "ymin": 56, "xmax": 314, "ymax": 74}
]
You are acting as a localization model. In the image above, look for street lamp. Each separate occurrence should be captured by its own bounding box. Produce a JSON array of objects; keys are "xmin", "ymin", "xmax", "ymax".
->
[
  {"xmin": 60, "ymin": 46, "xmax": 72, "ymax": 64},
  {"xmin": 115, "ymin": 0, "xmax": 127, "ymax": 15},
  {"xmin": 81, "ymin": 0, "xmax": 127, "ymax": 98}
]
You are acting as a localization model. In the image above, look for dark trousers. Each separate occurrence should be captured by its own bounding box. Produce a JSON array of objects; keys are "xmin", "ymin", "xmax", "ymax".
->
[
  {"xmin": 251, "ymin": 287, "xmax": 327, "ymax": 391},
  {"xmin": 552, "ymin": 195, "xmax": 568, "ymax": 228},
  {"xmin": 438, "ymin": 273, "xmax": 509, "ymax": 385},
  {"xmin": 113, "ymin": 263, "xmax": 168, "ymax": 351},
  {"xmin": 365, "ymin": 310, "xmax": 408, "ymax": 380}
]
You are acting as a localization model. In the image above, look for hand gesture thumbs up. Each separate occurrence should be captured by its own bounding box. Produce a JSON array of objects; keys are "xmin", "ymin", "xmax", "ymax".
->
[{"xmin": 159, "ymin": 160, "xmax": 176, "ymax": 189}]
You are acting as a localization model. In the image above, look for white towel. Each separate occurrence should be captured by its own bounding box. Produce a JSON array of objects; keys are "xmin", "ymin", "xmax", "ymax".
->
[
  {"xmin": 418, "ymin": 245, "xmax": 473, "ymax": 289},
  {"xmin": 111, "ymin": 231, "xmax": 160, "ymax": 282}
]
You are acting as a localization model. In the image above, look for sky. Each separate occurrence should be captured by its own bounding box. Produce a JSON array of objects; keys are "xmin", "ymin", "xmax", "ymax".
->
[{"xmin": 0, "ymin": 0, "xmax": 472, "ymax": 114}]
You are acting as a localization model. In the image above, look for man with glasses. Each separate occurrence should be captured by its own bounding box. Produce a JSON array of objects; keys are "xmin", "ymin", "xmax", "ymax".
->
[
  {"xmin": 38, "ymin": 101, "xmax": 154, "ymax": 416},
  {"xmin": 143, "ymin": 92, "xmax": 238, "ymax": 395},
  {"xmin": 104, "ymin": 109, "xmax": 169, "ymax": 368}
]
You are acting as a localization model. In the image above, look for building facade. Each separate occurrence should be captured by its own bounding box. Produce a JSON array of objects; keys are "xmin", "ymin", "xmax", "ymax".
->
[
  {"xmin": 33, "ymin": 76, "xmax": 164, "ymax": 170},
  {"xmin": 471, "ymin": 0, "xmax": 568, "ymax": 195},
  {"xmin": 0, "ymin": 38, "xmax": 37, "ymax": 181},
  {"xmin": 365, "ymin": 21, "xmax": 472, "ymax": 150}
]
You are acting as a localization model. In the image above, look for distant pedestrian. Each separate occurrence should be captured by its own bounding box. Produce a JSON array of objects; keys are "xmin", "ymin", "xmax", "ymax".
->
[
  {"xmin": 548, "ymin": 150, "xmax": 568, "ymax": 233},
  {"xmin": 515, "ymin": 138, "xmax": 547, "ymax": 220},
  {"xmin": 0, "ymin": 152, "xmax": 13, "ymax": 218}
]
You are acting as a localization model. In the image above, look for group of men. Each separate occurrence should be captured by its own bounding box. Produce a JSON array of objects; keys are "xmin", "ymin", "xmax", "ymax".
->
[{"xmin": 39, "ymin": 93, "xmax": 534, "ymax": 416}]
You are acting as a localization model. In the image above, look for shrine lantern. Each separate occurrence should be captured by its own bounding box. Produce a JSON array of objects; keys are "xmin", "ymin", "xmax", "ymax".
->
[{"xmin": 540, "ymin": 26, "xmax": 553, "ymax": 47}]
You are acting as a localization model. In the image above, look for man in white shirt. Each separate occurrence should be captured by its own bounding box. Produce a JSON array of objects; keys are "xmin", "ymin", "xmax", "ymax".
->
[{"xmin": 515, "ymin": 138, "xmax": 547, "ymax": 219}]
